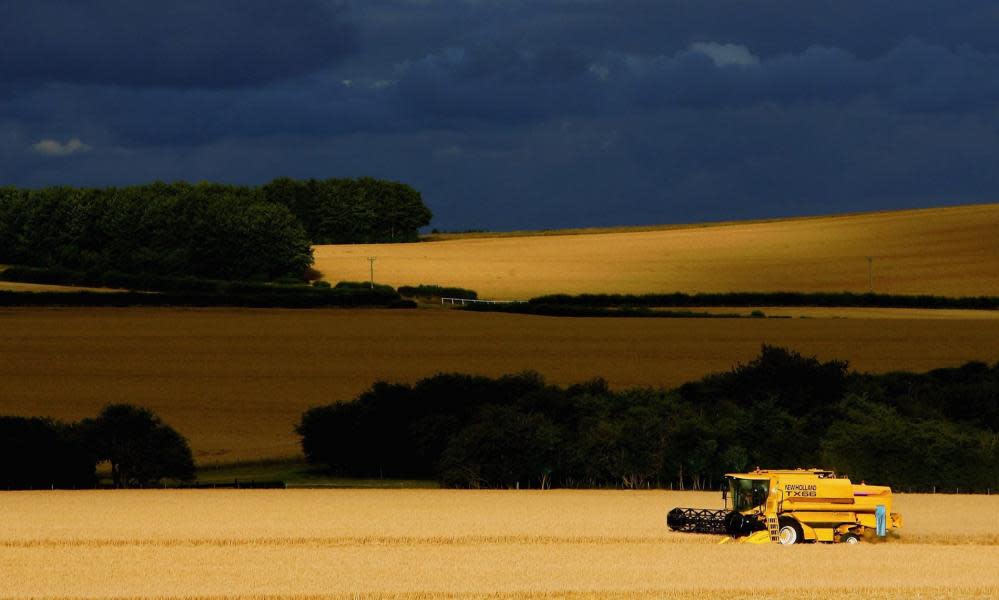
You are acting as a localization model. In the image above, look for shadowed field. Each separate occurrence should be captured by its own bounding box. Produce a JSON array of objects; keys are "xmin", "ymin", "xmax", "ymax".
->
[
  {"xmin": 2, "ymin": 307, "xmax": 999, "ymax": 464},
  {"xmin": 1, "ymin": 490, "xmax": 996, "ymax": 599},
  {"xmin": 315, "ymin": 203, "xmax": 999, "ymax": 300}
]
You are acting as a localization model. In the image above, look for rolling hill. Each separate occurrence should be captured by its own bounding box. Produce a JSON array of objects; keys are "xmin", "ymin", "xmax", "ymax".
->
[{"xmin": 314, "ymin": 203, "xmax": 999, "ymax": 300}]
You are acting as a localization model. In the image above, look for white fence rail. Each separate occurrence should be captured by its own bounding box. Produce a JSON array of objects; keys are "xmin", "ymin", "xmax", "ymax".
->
[{"xmin": 441, "ymin": 297, "xmax": 525, "ymax": 306}]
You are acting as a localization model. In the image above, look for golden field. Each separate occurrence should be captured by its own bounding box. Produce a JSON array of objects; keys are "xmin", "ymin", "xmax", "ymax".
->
[
  {"xmin": 2, "ymin": 307, "xmax": 999, "ymax": 464},
  {"xmin": 0, "ymin": 280, "xmax": 122, "ymax": 293},
  {"xmin": 315, "ymin": 203, "xmax": 999, "ymax": 300},
  {"xmin": 1, "ymin": 490, "xmax": 997, "ymax": 599}
]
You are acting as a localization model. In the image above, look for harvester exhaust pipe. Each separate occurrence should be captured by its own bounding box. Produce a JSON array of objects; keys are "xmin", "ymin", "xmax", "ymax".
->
[{"xmin": 665, "ymin": 507, "xmax": 730, "ymax": 535}]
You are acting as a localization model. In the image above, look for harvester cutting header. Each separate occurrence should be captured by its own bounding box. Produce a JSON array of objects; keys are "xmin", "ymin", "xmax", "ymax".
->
[{"xmin": 667, "ymin": 468, "xmax": 902, "ymax": 544}]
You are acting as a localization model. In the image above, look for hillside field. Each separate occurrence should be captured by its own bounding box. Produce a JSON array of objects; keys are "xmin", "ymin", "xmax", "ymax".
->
[
  {"xmin": 2, "ymin": 307, "xmax": 999, "ymax": 464},
  {"xmin": 1, "ymin": 489, "xmax": 997, "ymax": 598},
  {"xmin": 315, "ymin": 203, "xmax": 999, "ymax": 300}
]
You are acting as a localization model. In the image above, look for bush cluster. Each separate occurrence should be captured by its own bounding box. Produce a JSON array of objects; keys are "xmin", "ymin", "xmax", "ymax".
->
[
  {"xmin": 0, "ymin": 267, "xmax": 409, "ymax": 308},
  {"xmin": 333, "ymin": 280, "xmax": 398, "ymax": 294},
  {"xmin": 0, "ymin": 417, "xmax": 95, "ymax": 489},
  {"xmin": 0, "ymin": 289, "xmax": 407, "ymax": 309},
  {"xmin": 398, "ymin": 285, "xmax": 478, "ymax": 300},
  {"xmin": 0, "ymin": 405, "xmax": 194, "ymax": 489},
  {"xmin": 2, "ymin": 265, "xmax": 285, "ymax": 293},
  {"xmin": 463, "ymin": 303, "xmax": 738, "ymax": 318},
  {"xmin": 529, "ymin": 292, "xmax": 999, "ymax": 310},
  {"xmin": 298, "ymin": 346, "xmax": 999, "ymax": 491}
]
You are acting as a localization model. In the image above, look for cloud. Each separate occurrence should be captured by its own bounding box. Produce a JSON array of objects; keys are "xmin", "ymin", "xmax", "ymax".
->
[
  {"xmin": 8, "ymin": 35, "xmax": 999, "ymax": 150},
  {"xmin": 689, "ymin": 42, "xmax": 759, "ymax": 67},
  {"xmin": 31, "ymin": 138, "xmax": 91, "ymax": 156},
  {"xmin": 0, "ymin": 1, "xmax": 357, "ymax": 88},
  {"xmin": 388, "ymin": 37, "xmax": 999, "ymax": 129},
  {"xmin": 6, "ymin": 0, "xmax": 999, "ymax": 231}
]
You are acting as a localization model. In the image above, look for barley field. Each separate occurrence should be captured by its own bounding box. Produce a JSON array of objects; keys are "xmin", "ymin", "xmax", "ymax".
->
[
  {"xmin": 2, "ymin": 307, "xmax": 999, "ymax": 464},
  {"xmin": 1, "ymin": 490, "xmax": 996, "ymax": 599},
  {"xmin": 315, "ymin": 203, "xmax": 999, "ymax": 300}
]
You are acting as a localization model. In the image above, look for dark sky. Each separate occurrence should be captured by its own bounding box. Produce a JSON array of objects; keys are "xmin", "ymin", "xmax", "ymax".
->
[{"xmin": 3, "ymin": 1, "xmax": 999, "ymax": 230}]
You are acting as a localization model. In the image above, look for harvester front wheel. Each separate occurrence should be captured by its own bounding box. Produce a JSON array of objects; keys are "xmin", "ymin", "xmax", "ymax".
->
[
  {"xmin": 840, "ymin": 533, "xmax": 861, "ymax": 544},
  {"xmin": 777, "ymin": 517, "xmax": 803, "ymax": 545}
]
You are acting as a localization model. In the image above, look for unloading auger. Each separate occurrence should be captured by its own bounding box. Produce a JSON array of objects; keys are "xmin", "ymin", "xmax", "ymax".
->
[{"xmin": 666, "ymin": 468, "xmax": 903, "ymax": 544}]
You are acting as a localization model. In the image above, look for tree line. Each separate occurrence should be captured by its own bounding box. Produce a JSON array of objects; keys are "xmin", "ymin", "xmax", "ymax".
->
[
  {"xmin": 0, "ymin": 177, "xmax": 433, "ymax": 282},
  {"xmin": 262, "ymin": 177, "xmax": 431, "ymax": 244},
  {"xmin": 0, "ymin": 405, "xmax": 194, "ymax": 489},
  {"xmin": 0, "ymin": 266, "xmax": 413, "ymax": 308},
  {"xmin": 297, "ymin": 346, "xmax": 999, "ymax": 491},
  {"xmin": 527, "ymin": 292, "xmax": 999, "ymax": 311}
]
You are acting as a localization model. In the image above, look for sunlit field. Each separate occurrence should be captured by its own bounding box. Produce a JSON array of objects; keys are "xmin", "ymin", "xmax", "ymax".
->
[
  {"xmin": 2, "ymin": 307, "xmax": 999, "ymax": 464},
  {"xmin": 1, "ymin": 490, "xmax": 997, "ymax": 599},
  {"xmin": 0, "ymin": 280, "xmax": 120, "ymax": 293},
  {"xmin": 315, "ymin": 203, "xmax": 999, "ymax": 300}
]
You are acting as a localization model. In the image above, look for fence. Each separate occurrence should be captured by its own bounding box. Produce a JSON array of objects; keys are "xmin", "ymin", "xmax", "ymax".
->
[{"xmin": 441, "ymin": 297, "xmax": 525, "ymax": 306}]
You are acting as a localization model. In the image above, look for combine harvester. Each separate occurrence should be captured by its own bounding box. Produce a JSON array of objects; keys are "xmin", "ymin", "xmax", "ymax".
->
[{"xmin": 667, "ymin": 468, "xmax": 902, "ymax": 544}]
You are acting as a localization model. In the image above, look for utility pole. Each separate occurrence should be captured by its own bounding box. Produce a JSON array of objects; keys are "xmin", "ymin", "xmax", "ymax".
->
[
  {"xmin": 367, "ymin": 257, "xmax": 377, "ymax": 289},
  {"xmin": 866, "ymin": 256, "xmax": 873, "ymax": 293}
]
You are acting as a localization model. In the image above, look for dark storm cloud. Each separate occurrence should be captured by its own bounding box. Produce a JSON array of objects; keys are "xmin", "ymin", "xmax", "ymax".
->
[
  {"xmin": 626, "ymin": 40, "xmax": 999, "ymax": 113},
  {"xmin": 393, "ymin": 43, "xmax": 604, "ymax": 124},
  {"xmin": 4, "ymin": 79, "xmax": 398, "ymax": 146},
  {"xmin": 5, "ymin": 0, "xmax": 999, "ymax": 229},
  {"xmin": 390, "ymin": 38, "xmax": 999, "ymax": 128},
  {"xmin": 11, "ymin": 36, "xmax": 999, "ymax": 147},
  {"xmin": 0, "ymin": 0, "xmax": 356, "ymax": 87},
  {"xmin": 351, "ymin": 0, "xmax": 999, "ymax": 67}
]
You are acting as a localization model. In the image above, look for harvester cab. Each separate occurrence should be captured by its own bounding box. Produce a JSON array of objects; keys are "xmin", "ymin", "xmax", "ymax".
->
[{"xmin": 666, "ymin": 468, "xmax": 903, "ymax": 544}]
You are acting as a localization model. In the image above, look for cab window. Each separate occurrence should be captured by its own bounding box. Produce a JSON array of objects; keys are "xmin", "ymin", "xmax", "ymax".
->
[{"xmin": 730, "ymin": 478, "xmax": 769, "ymax": 512}]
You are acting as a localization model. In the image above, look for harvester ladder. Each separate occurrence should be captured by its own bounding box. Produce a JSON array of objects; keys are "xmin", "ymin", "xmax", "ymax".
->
[{"xmin": 766, "ymin": 516, "xmax": 780, "ymax": 543}]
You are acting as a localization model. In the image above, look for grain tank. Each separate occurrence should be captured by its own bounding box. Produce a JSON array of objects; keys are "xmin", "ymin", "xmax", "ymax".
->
[{"xmin": 666, "ymin": 468, "xmax": 903, "ymax": 544}]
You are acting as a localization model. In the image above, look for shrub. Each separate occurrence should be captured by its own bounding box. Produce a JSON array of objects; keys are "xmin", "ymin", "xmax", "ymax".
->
[
  {"xmin": 527, "ymin": 292, "xmax": 999, "ymax": 310},
  {"xmin": 398, "ymin": 284, "xmax": 478, "ymax": 300},
  {"xmin": 334, "ymin": 280, "xmax": 397, "ymax": 294}
]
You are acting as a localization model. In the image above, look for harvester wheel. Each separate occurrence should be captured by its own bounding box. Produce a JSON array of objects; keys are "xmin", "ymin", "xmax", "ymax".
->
[
  {"xmin": 777, "ymin": 517, "xmax": 803, "ymax": 545},
  {"xmin": 841, "ymin": 533, "xmax": 861, "ymax": 544}
]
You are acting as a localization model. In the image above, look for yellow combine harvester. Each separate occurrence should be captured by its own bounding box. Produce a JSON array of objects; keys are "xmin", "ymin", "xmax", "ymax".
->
[{"xmin": 666, "ymin": 468, "xmax": 903, "ymax": 544}]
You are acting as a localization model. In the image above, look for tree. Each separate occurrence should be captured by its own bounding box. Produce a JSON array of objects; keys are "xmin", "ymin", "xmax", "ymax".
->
[
  {"xmin": 0, "ymin": 417, "xmax": 96, "ymax": 489},
  {"xmin": 438, "ymin": 405, "xmax": 561, "ymax": 488},
  {"xmin": 822, "ymin": 394, "xmax": 997, "ymax": 490},
  {"xmin": 81, "ymin": 404, "xmax": 195, "ymax": 488}
]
